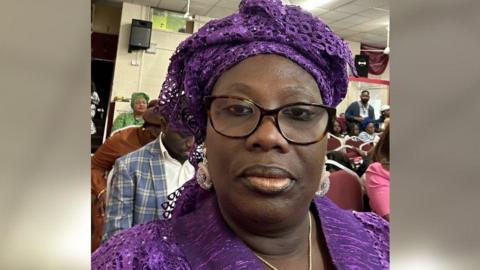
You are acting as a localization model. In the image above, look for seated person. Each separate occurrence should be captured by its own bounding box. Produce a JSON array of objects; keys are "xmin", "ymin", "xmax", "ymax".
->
[
  {"xmin": 345, "ymin": 122, "xmax": 361, "ymax": 140},
  {"xmin": 376, "ymin": 104, "xmax": 390, "ymax": 132},
  {"xmin": 102, "ymin": 120, "xmax": 195, "ymax": 241},
  {"xmin": 358, "ymin": 119, "xmax": 380, "ymax": 143},
  {"xmin": 111, "ymin": 92, "xmax": 150, "ymax": 132},
  {"xmin": 93, "ymin": 1, "xmax": 389, "ymax": 268},
  {"xmin": 331, "ymin": 119, "xmax": 345, "ymax": 138},
  {"xmin": 90, "ymin": 100, "xmax": 164, "ymax": 251},
  {"xmin": 365, "ymin": 124, "xmax": 390, "ymax": 221}
]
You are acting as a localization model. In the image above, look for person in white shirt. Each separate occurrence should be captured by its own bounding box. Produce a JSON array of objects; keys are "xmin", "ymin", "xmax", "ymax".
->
[
  {"xmin": 358, "ymin": 120, "xmax": 380, "ymax": 144},
  {"xmin": 103, "ymin": 126, "xmax": 195, "ymax": 241}
]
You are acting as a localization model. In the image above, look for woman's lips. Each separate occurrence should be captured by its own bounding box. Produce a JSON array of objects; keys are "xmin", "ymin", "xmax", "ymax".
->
[
  {"xmin": 245, "ymin": 176, "xmax": 293, "ymax": 194},
  {"xmin": 239, "ymin": 165, "xmax": 295, "ymax": 195}
]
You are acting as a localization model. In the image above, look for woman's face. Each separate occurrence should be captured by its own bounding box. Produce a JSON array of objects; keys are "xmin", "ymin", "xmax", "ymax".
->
[
  {"xmin": 366, "ymin": 122, "xmax": 375, "ymax": 134},
  {"xmin": 333, "ymin": 120, "xmax": 342, "ymax": 135},
  {"xmin": 133, "ymin": 98, "xmax": 147, "ymax": 114},
  {"xmin": 205, "ymin": 54, "xmax": 327, "ymax": 226},
  {"xmin": 353, "ymin": 124, "xmax": 360, "ymax": 136}
]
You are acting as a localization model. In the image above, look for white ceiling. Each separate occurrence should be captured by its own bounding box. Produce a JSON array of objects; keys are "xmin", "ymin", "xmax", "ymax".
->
[{"xmin": 101, "ymin": 0, "xmax": 389, "ymax": 47}]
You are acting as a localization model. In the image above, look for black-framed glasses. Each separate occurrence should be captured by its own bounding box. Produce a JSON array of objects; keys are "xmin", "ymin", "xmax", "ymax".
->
[{"xmin": 204, "ymin": 95, "xmax": 336, "ymax": 145}]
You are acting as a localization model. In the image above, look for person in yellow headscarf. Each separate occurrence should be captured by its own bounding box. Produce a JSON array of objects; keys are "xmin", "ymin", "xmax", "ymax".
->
[{"xmin": 111, "ymin": 92, "xmax": 149, "ymax": 132}]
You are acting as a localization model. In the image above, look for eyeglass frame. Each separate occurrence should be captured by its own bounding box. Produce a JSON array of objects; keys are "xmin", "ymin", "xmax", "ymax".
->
[{"xmin": 203, "ymin": 95, "xmax": 336, "ymax": 145}]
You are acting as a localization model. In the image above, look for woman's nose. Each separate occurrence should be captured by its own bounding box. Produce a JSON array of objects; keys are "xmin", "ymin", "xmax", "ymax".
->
[{"xmin": 244, "ymin": 117, "xmax": 289, "ymax": 153}]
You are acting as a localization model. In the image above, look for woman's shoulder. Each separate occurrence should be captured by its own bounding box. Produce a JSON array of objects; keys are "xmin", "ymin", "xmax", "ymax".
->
[
  {"xmin": 92, "ymin": 220, "xmax": 191, "ymax": 270},
  {"xmin": 366, "ymin": 162, "xmax": 390, "ymax": 178}
]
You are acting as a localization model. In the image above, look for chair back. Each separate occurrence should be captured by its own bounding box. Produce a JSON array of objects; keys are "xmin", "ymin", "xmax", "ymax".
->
[
  {"xmin": 325, "ymin": 160, "xmax": 364, "ymax": 211},
  {"xmin": 360, "ymin": 141, "xmax": 374, "ymax": 154},
  {"xmin": 327, "ymin": 133, "xmax": 343, "ymax": 152}
]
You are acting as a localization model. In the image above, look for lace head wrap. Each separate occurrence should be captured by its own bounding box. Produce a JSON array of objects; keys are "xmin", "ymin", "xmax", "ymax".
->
[{"xmin": 156, "ymin": 0, "xmax": 356, "ymax": 165}]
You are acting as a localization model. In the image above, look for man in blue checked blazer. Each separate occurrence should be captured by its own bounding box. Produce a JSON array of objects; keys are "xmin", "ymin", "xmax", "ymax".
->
[{"xmin": 102, "ymin": 130, "xmax": 195, "ymax": 241}]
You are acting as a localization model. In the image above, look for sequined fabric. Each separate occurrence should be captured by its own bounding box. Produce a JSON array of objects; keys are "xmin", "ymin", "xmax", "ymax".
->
[
  {"xmin": 156, "ymin": 0, "xmax": 356, "ymax": 165},
  {"xmin": 92, "ymin": 179, "xmax": 389, "ymax": 269}
]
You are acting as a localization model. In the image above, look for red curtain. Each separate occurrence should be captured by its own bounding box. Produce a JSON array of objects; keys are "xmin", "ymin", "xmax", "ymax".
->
[{"xmin": 360, "ymin": 44, "xmax": 389, "ymax": 76}]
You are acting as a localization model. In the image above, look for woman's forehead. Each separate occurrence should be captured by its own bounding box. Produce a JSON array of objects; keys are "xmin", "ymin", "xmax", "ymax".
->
[{"xmin": 212, "ymin": 55, "xmax": 322, "ymax": 103}]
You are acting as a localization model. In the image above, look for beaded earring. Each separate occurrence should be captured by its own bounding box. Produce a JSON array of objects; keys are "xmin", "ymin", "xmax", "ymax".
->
[{"xmin": 195, "ymin": 144, "xmax": 212, "ymax": 190}]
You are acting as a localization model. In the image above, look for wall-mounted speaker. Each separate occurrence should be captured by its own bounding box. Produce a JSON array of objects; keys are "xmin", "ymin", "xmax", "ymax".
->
[
  {"xmin": 128, "ymin": 19, "xmax": 152, "ymax": 53},
  {"xmin": 354, "ymin": 54, "xmax": 369, "ymax": 78}
]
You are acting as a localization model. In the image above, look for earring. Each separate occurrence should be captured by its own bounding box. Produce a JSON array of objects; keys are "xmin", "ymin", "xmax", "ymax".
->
[
  {"xmin": 196, "ymin": 144, "xmax": 212, "ymax": 190},
  {"xmin": 316, "ymin": 169, "xmax": 330, "ymax": 197},
  {"xmin": 315, "ymin": 177, "xmax": 330, "ymax": 197}
]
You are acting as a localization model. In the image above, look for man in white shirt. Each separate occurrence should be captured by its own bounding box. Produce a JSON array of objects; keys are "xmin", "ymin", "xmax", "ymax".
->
[{"xmin": 103, "ymin": 127, "xmax": 195, "ymax": 241}]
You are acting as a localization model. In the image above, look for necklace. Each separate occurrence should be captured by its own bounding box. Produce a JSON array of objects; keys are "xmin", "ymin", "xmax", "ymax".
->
[{"xmin": 254, "ymin": 212, "xmax": 313, "ymax": 270}]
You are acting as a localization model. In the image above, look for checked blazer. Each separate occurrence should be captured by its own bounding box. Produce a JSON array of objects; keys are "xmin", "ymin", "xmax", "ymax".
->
[{"xmin": 102, "ymin": 138, "xmax": 168, "ymax": 241}]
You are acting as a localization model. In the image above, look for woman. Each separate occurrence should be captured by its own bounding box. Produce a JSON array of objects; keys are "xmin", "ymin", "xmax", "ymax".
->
[
  {"xmin": 331, "ymin": 119, "xmax": 345, "ymax": 138},
  {"xmin": 346, "ymin": 122, "xmax": 360, "ymax": 138},
  {"xmin": 92, "ymin": 0, "xmax": 389, "ymax": 269},
  {"xmin": 365, "ymin": 124, "xmax": 390, "ymax": 221},
  {"xmin": 111, "ymin": 92, "xmax": 150, "ymax": 132},
  {"xmin": 91, "ymin": 100, "xmax": 166, "ymax": 251}
]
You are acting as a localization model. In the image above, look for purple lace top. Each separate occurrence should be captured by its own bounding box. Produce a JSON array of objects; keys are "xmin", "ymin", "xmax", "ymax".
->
[{"xmin": 92, "ymin": 180, "xmax": 389, "ymax": 269}]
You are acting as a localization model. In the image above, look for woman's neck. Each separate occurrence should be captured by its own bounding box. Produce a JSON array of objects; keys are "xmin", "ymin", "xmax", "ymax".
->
[
  {"xmin": 133, "ymin": 111, "xmax": 143, "ymax": 118},
  {"xmin": 220, "ymin": 207, "xmax": 311, "ymax": 257}
]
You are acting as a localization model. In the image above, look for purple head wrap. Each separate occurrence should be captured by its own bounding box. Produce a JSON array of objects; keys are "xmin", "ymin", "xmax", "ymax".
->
[{"xmin": 157, "ymin": 0, "xmax": 355, "ymax": 165}]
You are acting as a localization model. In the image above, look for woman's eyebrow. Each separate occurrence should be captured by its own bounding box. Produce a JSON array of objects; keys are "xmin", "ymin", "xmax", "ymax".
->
[{"xmin": 279, "ymin": 86, "xmax": 321, "ymax": 102}]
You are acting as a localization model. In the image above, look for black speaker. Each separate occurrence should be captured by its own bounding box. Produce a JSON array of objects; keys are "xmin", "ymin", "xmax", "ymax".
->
[
  {"xmin": 354, "ymin": 54, "xmax": 369, "ymax": 78},
  {"xmin": 129, "ymin": 19, "xmax": 152, "ymax": 53}
]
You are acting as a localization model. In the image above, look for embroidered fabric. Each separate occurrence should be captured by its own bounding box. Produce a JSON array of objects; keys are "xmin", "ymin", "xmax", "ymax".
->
[
  {"xmin": 353, "ymin": 211, "xmax": 390, "ymax": 269},
  {"xmin": 91, "ymin": 221, "xmax": 192, "ymax": 270},
  {"xmin": 156, "ymin": 0, "xmax": 355, "ymax": 167},
  {"xmin": 92, "ymin": 180, "xmax": 390, "ymax": 270}
]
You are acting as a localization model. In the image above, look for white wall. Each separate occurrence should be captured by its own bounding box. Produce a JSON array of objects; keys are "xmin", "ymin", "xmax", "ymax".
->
[
  {"xmin": 110, "ymin": 2, "xmax": 191, "ymax": 116},
  {"xmin": 110, "ymin": 5, "xmax": 389, "ymax": 119}
]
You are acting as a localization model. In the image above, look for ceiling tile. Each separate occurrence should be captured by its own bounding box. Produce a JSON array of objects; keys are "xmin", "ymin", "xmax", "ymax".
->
[
  {"xmin": 319, "ymin": 0, "xmax": 356, "ymax": 10},
  {"xmin": 351, "ymin": 0, "xmax": 388, "ymax": 8},
  {"xmin": 309, "ymin": 7, "xmax": 329, "ymax": 16},
  {"xmin": 337, "ymin": 14, "xmax": 371, "ymax": 24},
  {"xmin": 158, "ymin": 0, "xmax": 187, "ymax": 12},
  {"xmin": 335, "ymin": 29, "xmax": 358, "ymax": 37},
  {"xmin": 317, "ymin": 10, "xmax": 351, "ymax": 22},
  {"xmin": 357, "ymin": 7, "xmax": 389, "ymax": 18},
  {"xmin": 189, "ymin": 1, "xmax": 213, "ymax": 16},
  {"xmin": 369, "ymin": 25, "xmax": 388, "ymax": 35},
  {"xmin": 334, "ymin": 3, "xmax": 369, "ymax": 14},
  {"xmin": 366, "ymin": 15, "xmax": 389, "ymax": 26},
  {"xmin": 348, "ymin": 22, "xmax": 383, "ymax": 32},
  {"xmin": 216, "ymin": 0, "xmax": 242, "ymax": 9},
  {"xmin": 190, "ymin": 0, "xmax": 218, "ymax": 4},
  {"xmin": 342, "ymin": 34, "xmax": 363, "ymax": 43},
  {"xmin": 206, "ymin": 6, "xmax": 236, "ymax": 19},
  {"xmin": 329, "ymin": 20, "xmax": 357, "ymax": 29}
]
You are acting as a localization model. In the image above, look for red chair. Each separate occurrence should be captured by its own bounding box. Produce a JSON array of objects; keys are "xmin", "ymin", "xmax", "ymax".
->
[
  {"xmin": 327, "ymin": 133, "xmax": 343, "ymax": 153},
  {"xmin": 336, "ymin": 116, "xmax": 347, "ymax": 133},
  {"xmin": 344, "ymin": 137, "xmax": 363, "ymax": 161},
  {"xmin": 325, "ymin": 160, "xmax": 364, "ymax": 211},
  {"xmin": 360, "ymin": 142, "xmax": 374, "ymax": 154}
]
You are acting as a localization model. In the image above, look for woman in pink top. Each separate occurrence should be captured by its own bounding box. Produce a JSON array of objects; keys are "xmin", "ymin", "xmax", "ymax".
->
[{"xmin": 366, "ymin": 124, "xmax": 390, "ymax": 220}]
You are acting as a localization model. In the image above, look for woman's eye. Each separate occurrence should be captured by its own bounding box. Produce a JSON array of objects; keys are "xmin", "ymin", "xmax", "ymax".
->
[
  {"xmin": 282, "ymin": 107, "xmax": 317, "ymax": 121},
  {"xmin": 224, "ymin": 105, "xmax": 253, "ymax": 116}
]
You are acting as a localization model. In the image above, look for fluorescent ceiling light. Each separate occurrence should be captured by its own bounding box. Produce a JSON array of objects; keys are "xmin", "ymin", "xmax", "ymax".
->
[{"xmin": 300, "ymin": 0, "xmax": 333, "ymax": 10}]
